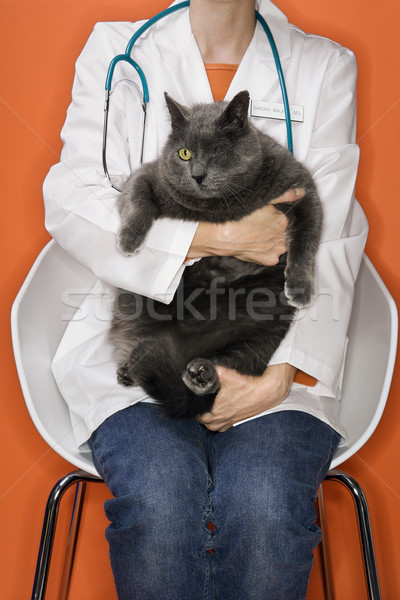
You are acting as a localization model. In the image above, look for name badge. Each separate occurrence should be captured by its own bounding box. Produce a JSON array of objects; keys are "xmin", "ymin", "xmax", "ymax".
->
[{"xmin": 250, "ymin": 100, "xmax": 304, "ymax": 123}]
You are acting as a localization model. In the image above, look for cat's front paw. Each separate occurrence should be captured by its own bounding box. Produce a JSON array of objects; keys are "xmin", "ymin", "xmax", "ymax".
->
[
  {"xmin": 182, "ymin": 359, "xmax": 220, "ymax": 396},
  {"xmin": 117, "ymin": 225, "xmax": 146, "ymax": 256},
  {"xmin": 284, "ymin": 277, "xmax": 315, "ymax": 308}
]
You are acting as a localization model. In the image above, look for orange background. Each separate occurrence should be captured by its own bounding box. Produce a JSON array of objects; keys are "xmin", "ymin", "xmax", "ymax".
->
[{"xmin": 1, "ymin": 0, "xmax": 399, "ymax": 597}]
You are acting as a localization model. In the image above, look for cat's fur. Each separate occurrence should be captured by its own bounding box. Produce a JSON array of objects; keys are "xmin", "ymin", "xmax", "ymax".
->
[{"xmin": 110, "ymin": 90, "xmax": 322, "ymax": 419}]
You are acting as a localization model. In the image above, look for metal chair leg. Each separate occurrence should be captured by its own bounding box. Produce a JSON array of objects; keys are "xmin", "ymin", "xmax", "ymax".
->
[
  {"xmin": 324, "ymin": 469, "xmax": 381, "ymax": 600},
  {"xmin": 31, "ymin": 470, "xmax": 102, "ymax": 600},
  {"xmin": 58, "ymin": 480, "xmax": 87, "ymax": 600},
  {"xmin": 316, "ymin": 486, "xmax": 335, "ymax": 600}
]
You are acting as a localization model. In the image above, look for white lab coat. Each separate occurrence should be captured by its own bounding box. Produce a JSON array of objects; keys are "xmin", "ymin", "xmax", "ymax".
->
[{"xmin": 44, "ymin": 0, "xmax": 368, "ymax": 449}]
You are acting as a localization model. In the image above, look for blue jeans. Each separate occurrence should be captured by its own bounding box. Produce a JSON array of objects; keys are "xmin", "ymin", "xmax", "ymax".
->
[{"xmin": 89, "ymin": 404, "xmax": 340, "ymax": 600}]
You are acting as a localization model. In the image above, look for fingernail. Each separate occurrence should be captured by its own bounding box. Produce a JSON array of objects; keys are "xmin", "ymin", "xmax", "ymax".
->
[{"xmin": 295, "ymin": 188, "xmax": 304, "ymax": 198}]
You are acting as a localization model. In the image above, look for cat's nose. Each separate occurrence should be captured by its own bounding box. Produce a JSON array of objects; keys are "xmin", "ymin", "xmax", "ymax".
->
[{"xmin": 192, "ymin": 174, "xmax": 205, "ymax": 185}]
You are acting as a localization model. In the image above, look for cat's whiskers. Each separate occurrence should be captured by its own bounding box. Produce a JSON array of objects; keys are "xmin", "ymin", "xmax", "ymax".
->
[
  {"xmin": 221, "ymin": 179, "xmax": 252, "ymax": 195},
  {"xmin": 218, "ymin": 189, "xmax": 233, "ymax": 214},
  {"xmin": 219, "ymin": 181, "xmax": 248, "ymax": 210}
]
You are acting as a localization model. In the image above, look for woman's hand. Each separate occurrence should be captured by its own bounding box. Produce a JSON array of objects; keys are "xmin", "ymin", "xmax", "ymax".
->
[
  {"xmin": 197, "ymin": 363, "xmax": 298, "ymax": 432},
  {"xmin": 187, "ymin": 188, "xmax": 304, "ymax": 266}
]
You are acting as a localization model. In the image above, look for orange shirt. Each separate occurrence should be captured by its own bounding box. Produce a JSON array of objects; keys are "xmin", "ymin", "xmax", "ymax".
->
[
  {"xmin": 201, "ymin": 64, "xmax": 316, "ymax": 388},
  {"xmin": 205, "ymin": 63, "xmax": 239, "ymax": 101}
]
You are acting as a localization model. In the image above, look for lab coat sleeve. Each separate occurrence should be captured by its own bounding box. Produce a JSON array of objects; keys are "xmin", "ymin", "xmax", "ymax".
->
[
  {"xmin": 270, "ymin": 49, "xmax": 368, "ymax": 398},
  {"xmin": 43, "ymin": 22, "xmax": 198, "ymax": 302}
]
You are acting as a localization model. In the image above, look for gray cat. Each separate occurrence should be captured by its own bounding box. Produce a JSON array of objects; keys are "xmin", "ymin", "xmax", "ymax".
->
[{"xmin": 110, "ymin": 90, "xmax": 322, "ymax": 419}]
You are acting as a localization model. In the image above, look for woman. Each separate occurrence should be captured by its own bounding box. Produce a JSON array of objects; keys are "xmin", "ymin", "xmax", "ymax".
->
[{"xmin": 44, "ymin": 0, "xmax": 368, "ymax": 598}]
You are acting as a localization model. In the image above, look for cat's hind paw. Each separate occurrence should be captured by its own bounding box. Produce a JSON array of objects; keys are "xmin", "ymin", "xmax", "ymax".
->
[
  {"xmin": 116, "ymin": 363, "xmax": 136, "ymax": 387},
  {"xmin": 182, "ymin": 359, "xmax": 220, "ymax": 396}
]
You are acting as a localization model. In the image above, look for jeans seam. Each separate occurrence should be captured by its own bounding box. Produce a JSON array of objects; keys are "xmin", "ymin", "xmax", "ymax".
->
[
  {"xmin": 210, "ymin": 434, "xmax": 218, "ymax": 600},
  {"xmin": 210, "ymin": 433, "xmax": 218, "ymax": 530},
  {"xmin": 314, "ymin": 429, "xmax": 340, "ymax": 494},
  {"xmin": 196, "ymin": 424, "xmax": 217, "ymax": 600}
]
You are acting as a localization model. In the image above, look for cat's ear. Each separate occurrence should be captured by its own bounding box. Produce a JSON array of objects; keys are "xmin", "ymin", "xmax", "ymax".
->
[
  {"xmin": 164, "ymin": 92, "xmax": 189, "ymax": 128},
  {"xmin": 219, "ymin": 90, "xmax": 250, "ymax": 129}
]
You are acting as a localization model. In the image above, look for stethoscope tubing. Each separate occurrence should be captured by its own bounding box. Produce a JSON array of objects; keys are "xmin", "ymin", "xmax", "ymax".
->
[
  {"xmin": 102, "ymin": 1, "xmax": 293, "ymax": 190},
  {"xmin": 255, "ymin": 11, "xmax": 293, "ymax": 155}
]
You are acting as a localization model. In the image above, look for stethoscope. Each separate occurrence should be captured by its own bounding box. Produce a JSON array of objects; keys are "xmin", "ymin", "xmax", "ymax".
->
[{"xmin": 102, "ymin": 0, "xmax": 293, "ymax": 190}]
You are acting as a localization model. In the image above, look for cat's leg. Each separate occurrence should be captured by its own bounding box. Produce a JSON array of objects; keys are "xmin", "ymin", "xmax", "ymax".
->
[
  {"xmin": 117, "ymin": 338, "xmax": 164, "ymax": 391},
  {"xmin": 119, "ymin": 340, "xmax": 215, "ymax": 420},
  {"xmin": 211, "ymin": 341, "xmax": 277, "ymax": 375},
  {"xmin": 182, "ymin": 336, "xmax": 284, "ymax": 396},
  {"xmin": 110, "ymin": 289, "xmax": 148, "ymax": 387},
  {"xmin": 275, "ymin": 192, "xmax": 322, "ymax": 308},
  {"xmin": 283, "ymin": 254, "xmax": 316, "ymax": 309},
  {"xmin": 116, "ymin": 362, "xmax": 137, "ymax": 387},
  {"xmin": 117, "ymin": 172, "xmax": 160, "ymax": 255}
]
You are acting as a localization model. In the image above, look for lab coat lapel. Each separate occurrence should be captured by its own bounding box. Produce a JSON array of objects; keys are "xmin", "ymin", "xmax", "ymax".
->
[
  {"xmin": 152, "ymin": 5, "xmax": 213, "ymax": 105},
  {"xmin": 151, "ymin": 0, "xmax": 292, "ymax": 105},
  {"xmin": 227, "ymin": 28, "xmax": 278, "ymax": 103},
  {"xmin": 228, "ymin": 2, "xmax": 292, "ymax": 103}
]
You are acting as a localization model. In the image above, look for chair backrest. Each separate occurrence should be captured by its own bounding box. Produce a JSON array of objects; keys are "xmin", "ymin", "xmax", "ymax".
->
[
  {"xmin": 331, "ymin": 255, "xmax": 397, "ymax": 468},
  {"xmin": 11, "ymin": 242, "xmax": 397, "ymax": 475},
  {"xmin": 11, "ymin": 241, "xmax": 98, "ymax": 476}
]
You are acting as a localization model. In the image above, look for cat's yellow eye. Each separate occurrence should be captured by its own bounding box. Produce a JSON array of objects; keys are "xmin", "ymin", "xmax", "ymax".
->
[{"xmin": 178, "ymin": 148, "xmax": 192, "ymax": 161}]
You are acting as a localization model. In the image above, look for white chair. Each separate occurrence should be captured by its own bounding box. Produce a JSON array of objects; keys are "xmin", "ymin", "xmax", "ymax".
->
[
  {"xmin": 11, "ymin": 240, "xmax": 397, "ymax": 600},
  {"xmin": 315, "ymin": 249, "xmax": 397, "ymax": 600}
]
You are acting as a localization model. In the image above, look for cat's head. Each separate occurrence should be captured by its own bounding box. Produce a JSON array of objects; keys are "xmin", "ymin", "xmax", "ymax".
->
[{"xmin": 160, "ymin": 91, "xmax": 263, "ymax": 215}]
